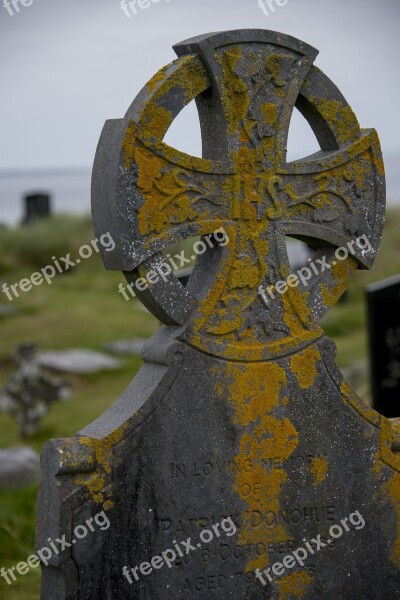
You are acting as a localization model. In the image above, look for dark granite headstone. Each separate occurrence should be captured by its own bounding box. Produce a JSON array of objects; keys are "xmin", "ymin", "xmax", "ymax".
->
[
  {"xmin": 37, "ymin": 30, "xmax": 400, "ymax": 599},
  {"xmin": 23, "ymin": 192, "xmax": 51, "ymax": 224},
  {"xmin": 367, "ymin": 275, "xmax": 400, "ymax": 418}
]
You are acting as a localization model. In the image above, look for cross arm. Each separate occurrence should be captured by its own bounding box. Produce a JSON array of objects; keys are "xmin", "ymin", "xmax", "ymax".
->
[
  {"xmin": 276, "ymin": 129, "xmax": 385, "ymax": 269},
  {"xmin": 92, "ymin": 117, "xmax": 234, "ymax": 273}
]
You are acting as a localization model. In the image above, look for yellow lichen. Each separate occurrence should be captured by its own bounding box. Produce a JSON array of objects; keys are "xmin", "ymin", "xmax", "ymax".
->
[
  {"xmin": 290, "ymin": 345, "xmax": 321, "ymax": 389},
  {"xmin": 382, "ymin": 472, "xmax": 400, "ymax": 568},
  {"xmin": 310, "ymin": 97, "xmax": 360, "ymax": 145},
  {"xmin": 223, "ymin": 362, "xmax": 299, "ymax": 572},
  {"xmin": 321, "ymin": 259, "xmax": 358, "ymax": 308},
  {"xmin": 142, "ymin": 101, "xmax": 173, "ymax": 138},
  {"xmin": 276, "ymin": 571, "xmax": 313, "ymax": 599},
  {"xmin": 76, "ymin": 425, "xmax": 128, "ymax": 510},
  {"xmin": 371, "ymin": 417, "xmax": 400, "ymax": 569},
  {"xmin": 216, "ymin": 46, "xmax": 249, "ymax": 135},
  {"xmin": 310, "ymin": 456, "xmax": 328, "ymax": 485}
]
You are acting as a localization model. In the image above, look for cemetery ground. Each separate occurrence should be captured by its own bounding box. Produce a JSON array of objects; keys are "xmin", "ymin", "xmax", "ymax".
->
[{"xmin": 0, "ymin": 208, "xmax": 399, "ymax": 599}]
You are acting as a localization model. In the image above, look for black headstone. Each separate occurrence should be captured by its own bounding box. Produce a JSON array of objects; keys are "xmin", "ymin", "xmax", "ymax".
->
[
  {"xmin": 23, "ymin": 192, "xmax": 51, "ymax": 224},
  {"xmin": 367, "ymin": 275, "xmax": 400, "ymax": 418}
]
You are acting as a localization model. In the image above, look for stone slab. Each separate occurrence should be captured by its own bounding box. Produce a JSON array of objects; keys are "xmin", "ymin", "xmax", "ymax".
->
[
  {"xmin": 0, "ymin": 447, "xmax": 41, "ymax": 490},
  {"xmin": 38, "ymin": 350, "xmax": 122, "ymax": 374}
]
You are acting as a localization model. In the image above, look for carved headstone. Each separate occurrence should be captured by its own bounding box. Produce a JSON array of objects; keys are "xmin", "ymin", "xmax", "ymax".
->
[
  {"xmin": 367, "ymin": 275, "xmax": 400, "ymax": 418},
  {"xmin": 37, "ymin": 30, "xmax": 400, "ymax": 599}
]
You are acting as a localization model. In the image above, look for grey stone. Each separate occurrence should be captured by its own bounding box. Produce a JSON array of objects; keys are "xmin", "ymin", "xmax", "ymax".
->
[
  {"xmin": 0, "ymin": 447, "xmax": 40, "ymax": 489},
  {"xmin": 38, "ymin": 349, "xmax": 122, "ymax": 374},
  {"xmin": 0, "ymin": 303, "xmax": 17, "ymax": 317},
  {"xmin": 104, "ymin": 339, "xmax": 147, "ymax": 356},
  {"xmin": 37, "ymin": 30, "xmax": 399, "ymax": 600}
]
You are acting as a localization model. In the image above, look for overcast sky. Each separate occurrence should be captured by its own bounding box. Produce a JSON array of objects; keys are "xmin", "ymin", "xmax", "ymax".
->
[{"xmin": 1, "ymin": 0, "xmax": 399, "ymax": 170}]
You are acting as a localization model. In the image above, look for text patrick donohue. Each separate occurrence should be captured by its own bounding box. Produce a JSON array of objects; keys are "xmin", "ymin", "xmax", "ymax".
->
[{"xmin": 122, "ymin": 516, "xmax": 237, "ymax": 584}]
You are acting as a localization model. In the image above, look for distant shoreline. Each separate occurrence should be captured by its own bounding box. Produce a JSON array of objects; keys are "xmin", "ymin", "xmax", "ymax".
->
[{"xmin": 0, "ymin": 167, "xmax": 91, "ymax": 178}]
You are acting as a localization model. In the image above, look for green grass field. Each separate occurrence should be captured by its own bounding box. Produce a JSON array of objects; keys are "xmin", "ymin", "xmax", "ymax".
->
[{"xmin": 0, "ymin": 209, "xmax": 400, "ymax": 599}]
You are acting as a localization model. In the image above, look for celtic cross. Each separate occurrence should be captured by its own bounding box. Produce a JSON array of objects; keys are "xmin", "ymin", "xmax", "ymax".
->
[
  {"xmin": 92, "ymin": 30, "xmax": 384, "ymax": 361},
  {"xmin": 38, "ymin": 31, "xmax": 400, "ymax": 600}
]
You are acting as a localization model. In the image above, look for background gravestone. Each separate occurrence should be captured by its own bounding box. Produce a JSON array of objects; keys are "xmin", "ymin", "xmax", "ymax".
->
[
  {"xmin": 367, "ymin": 275, "xmax": 400, "ymax": 418},
  {"xmin": 0, "ymin": 344, "xmax": 71, "ymax": 437},
  {"xmin": 37, "ymin": 30, "xmax": 400, "ymax": 599},
  {"xmin": 0, "ymin": 447, "xmax": 41, "ymax": 490},
  {"xmin": 22, "ymin": 192, "xmax": 51, "ymax": 225}
]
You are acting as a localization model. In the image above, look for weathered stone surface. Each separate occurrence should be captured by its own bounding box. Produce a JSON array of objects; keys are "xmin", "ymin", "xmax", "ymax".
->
[
  {"xmin": 37, "ymin": 30, "xmax": 399, "ymax": 600},
  {"xmin": 0, "ymin": 447, "xmax": 40, "ymax": 489},
  {"xmin": 38, "ymin": 349, "xmax": 122, "ymax": 374}
]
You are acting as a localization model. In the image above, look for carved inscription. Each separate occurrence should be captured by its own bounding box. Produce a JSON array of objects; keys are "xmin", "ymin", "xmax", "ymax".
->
[{"xmin": 170, "ymin": 454, "xmax": 327, "ymax": 480}]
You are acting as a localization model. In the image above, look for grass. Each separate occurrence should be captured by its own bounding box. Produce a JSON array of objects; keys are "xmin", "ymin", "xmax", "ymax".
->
[
  {"xmin": 0, "ymin": 215, "xmax": 94, "ymax": 275},
  {"xmin": 0, "ymin": 488, "xmax": 39, "ymax": 599},
  {"xmin": 0, "ymin": 209, "xmax": 399, "ymax": 598},
  {"xmin": 322, "ymin": 207, "xmax": 400, "ymax": 370},
  {"xmin": 0, "ymin": 215, "xmax": 159, "ymax": 598}
]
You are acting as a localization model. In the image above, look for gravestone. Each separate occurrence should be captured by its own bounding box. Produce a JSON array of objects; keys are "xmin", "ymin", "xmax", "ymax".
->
[
  {"xmin": 105, "ymin": 338, "xmax": 147, "ymax": 356},
  {"xmin": 0, "ymin": 344, "xmax": 70, "ymax": 437},
  {"xmin": 38, "ymin": 349, "xmax": 122, "ymax": 374},
  {"xmin": 367, "ymin": 275, "xmax": 400, "ymax": 418},
  {"xmin": 0, "ymin": 447, "xmax": 41, "ymax": 490},
  {"xmin": 23, "ymin": 192, "xmax": 51, "ymax": 224},
  {"xmin": 37, "ymin": 30, "xmax": 400, "ymax": 599}
]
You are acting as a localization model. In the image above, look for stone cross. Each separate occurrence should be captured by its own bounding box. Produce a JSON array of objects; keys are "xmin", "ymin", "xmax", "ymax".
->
[
  {"xmin": 0, "ymin": 344, "xmax": 70, "ymax": 437},
  {"xmin": 37, "ymin": 30, "xmax": 400, "ymax": 599}
]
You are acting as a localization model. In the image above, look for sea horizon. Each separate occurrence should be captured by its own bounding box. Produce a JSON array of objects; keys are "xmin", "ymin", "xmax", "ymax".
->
[{"xmin": 1, "ymin": 153, "xmax": 399, "ymax": 226}]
